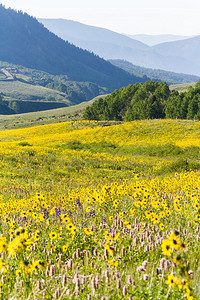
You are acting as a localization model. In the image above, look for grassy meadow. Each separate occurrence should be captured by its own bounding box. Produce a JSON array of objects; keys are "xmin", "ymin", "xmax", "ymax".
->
[
  {"xmin": 0, "ymin": 119, "xmax": 199, "ymax": 299},
  {"xmin": 169, "ymin": 82, "xmax": 196, "ymax": 93},
  {"xmin": 0, "ymin": 80, "xmax": 69, "ymax": 102},
  {"xmin": 0, "ymin": 96, "xmax": 107, "ymax": 131}
]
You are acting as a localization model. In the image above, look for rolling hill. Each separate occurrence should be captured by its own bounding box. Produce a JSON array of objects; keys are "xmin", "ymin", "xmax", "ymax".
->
[
  {"xmin": 0, "ymin": 81, "xmax": 195, "ymax": 130},
  {"xmin": 0, "ymin": 77, "xmax": 69, "ymax": 102},
  {"xmin": 0, "ymin": 60, "xmax": 110, "ymax": 114},
  {"xmin": 0, "ymin": 80, "xmax": 196, "ymax": 127},
  {"xmin": 0, "ymin": 60, "xmax": 107, "ymax": 103},
  {"xmin": 0, "ymin": 4, "xmax": 142, "ymax": 92}
]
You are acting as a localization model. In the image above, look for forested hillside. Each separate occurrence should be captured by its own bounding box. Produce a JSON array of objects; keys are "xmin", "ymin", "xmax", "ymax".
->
[
  {"xmin": 83, "ymin": 81, "xmax": 200, "ymax": 121},
  {"xmin": 0, "ymin": 5, "xmax": 143, "ymax": 91},
  {"xmin": 109, "ymin": 59, "xmax": 199, "ymax": 84}
]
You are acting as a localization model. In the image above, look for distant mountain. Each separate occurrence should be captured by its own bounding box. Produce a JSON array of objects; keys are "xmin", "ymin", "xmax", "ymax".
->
[
  {"xmin": 38, "ymin": 18, "xmax": 158, "ymax": 68},
  {"xmin": 109, "ymin": 59, "xmax": 200, "ymax": 84},
  {"xmin": 39, "ymin": 18, "xmax": 200, "ymax": 76},
  {"xmin": 153, "ymin": 36, "xmax": 200, "ymax": 75},
  {"xmin": 125, "ymin": 34, "xmax": 192, "ymax": 46},
  {"xmin": 38, "ymin": 18, "xmax": 149, "ymax": 52},
  {"xmin": 38, "ymin": 19, "xmax": 172, "ymax": 70},
  {"xmin": 0, "ymin": 5, "xmax": 143, "ymax": 94}
]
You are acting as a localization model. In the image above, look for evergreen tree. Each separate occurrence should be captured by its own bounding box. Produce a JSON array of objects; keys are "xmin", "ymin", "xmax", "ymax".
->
[
  {"xmin": 83, "ymin": 81, "xmax": 200, "ymax": 121},
  {"xmin": 187, "ymin": 95, "xmax": 200, "ymax": 119}
]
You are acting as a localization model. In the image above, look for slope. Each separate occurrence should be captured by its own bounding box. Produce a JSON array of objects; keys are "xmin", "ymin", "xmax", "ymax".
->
[
  {"xmin": 0, "ymin": 78, "xmax": 69, "ymax": 102},
  {"xmin": 0, "ymin": 5, "xmax": 141, "ymax": 92},
  {"xmin": 153, "ymin": 36, "xmax": 200, "ymax": 76},
  {"xmin": 38, "ymin": 18, "xmax": 200, "ymax": 76},
  {"xmin": 0, "ymin": 95, "xmax": 107, "ymax": 130},
  {"xmin": 126, "ymin": 34, "xmax": 192, "ymax": 46},
  {"xmin": 0, "ymin": 60, "xmax": 107, "ymax": 104},
  {"xmin": 109, "ymin": 59, "xmax": 199, "ymax": 84},
  {"xmin": 38, "ymin": 18, "xmax": 149, "ymax": 51}
]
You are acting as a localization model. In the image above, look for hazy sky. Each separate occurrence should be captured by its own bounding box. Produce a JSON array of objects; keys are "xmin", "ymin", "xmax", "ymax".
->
[{"xmin": 1, "ymin": 0, "xmax": 200, "ymax": 35}]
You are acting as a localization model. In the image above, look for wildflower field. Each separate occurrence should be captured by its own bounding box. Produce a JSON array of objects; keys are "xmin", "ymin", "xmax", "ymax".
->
[{"xmin": 0, "ymin": 119, "xmax": 199, "ymax": 299}]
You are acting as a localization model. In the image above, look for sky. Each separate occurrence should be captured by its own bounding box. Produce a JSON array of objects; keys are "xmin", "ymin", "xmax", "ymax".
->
[{"xmin": 0, "ymin": 0, "xmax": 200, "ymax": 35}]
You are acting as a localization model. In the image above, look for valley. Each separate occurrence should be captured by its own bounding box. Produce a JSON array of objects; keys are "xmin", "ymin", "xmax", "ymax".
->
[{"xmin": 0, "ymin": 3, "xmax": 199, "ymax": 300}]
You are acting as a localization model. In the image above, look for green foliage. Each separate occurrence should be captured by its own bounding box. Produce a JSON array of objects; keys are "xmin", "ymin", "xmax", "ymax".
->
[
  {"xmin": 46, "ymin": 81, "xmax": 107, "ymax": 104},
  {"xmin": 62, "ymin": 140, "xmax": 118, "ymax": 153},
  {"xmin": 0, "ymin": 97, "xmax": 14, "ymax": 114},
  {"xmin": 157, "ymin": 158, "xmax": 200, "ymax": 174},
  {"xmin": 18, "ymin": 142, "xmax": 32, "ymax": 147},
  {"xmin": 8, "ymin": 101, "xmax": 20, "ymax": 114},
  {"xmin": 165, "ymin": 82, "xmax": 200, "ymax": 120},
  {"xmin": 84, "ymin": 80, "xmax": 200, "ymax": 121},
  {"xmin": 84, "ymin": 81, "xmax": 169, "ymax": 121}
]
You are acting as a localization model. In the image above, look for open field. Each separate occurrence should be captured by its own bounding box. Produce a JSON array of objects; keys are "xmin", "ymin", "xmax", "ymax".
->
[
  {"xmin": 0, "ymin": 64, "xmax": 108, "ymax": 115},
  {"xmin": 0, "ymin": 119, "xmax": 199, "ymax": 299},
  {"xmin": 0, "ymin": 96, "xmax": 107, "ymax": 130},
  {"xmin": 0, "ymin": 79, "xmax": 69, "ymax": 102},
  {"xmin": 0, "ymin": 80, "xmax": 195, "ymax": 131},
  {"xmin": 170, "ymin": 82, "xmax": 196, "ymax": 92}
]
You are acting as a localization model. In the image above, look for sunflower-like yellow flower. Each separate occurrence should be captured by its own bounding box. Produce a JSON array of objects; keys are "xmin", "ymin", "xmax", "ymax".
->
[
  {"xmin": 0, "ymin": 237, "xmax": 7, "ymax": 253},
  {"xmin": 49, "ymin": 232, "xmax": 57, "ymax": 239},
  {"xmin": 168, "ymin": 232, "xmax": 180, "ymax": 250},
  {"xmin": 165, "ymin": 274, "xmax": 177, "ymax": 288},
  {"xmin": 62, "ymin": 244, "xmax": 69, "ymax": 252},
  {"xmin": 161, "ymin": 239, "xmax": 172, "ymax": 256}
]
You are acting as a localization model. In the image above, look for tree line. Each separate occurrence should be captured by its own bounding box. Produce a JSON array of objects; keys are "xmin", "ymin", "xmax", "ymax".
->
[{"xmin": 83, "ymin": 81, "xmax": 200, "ymax": 121}]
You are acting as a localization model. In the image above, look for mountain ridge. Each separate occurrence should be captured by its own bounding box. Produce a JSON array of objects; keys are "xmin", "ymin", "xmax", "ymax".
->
[
  {"xmin": 0, "ymin": 5, "xmax": 142, "ymax": 93},
  {"xmin": 38, "ymin": 18, "xmax": 149, "ymax": 51},
  {"xmin": 153, "ymin": 35, "xmax": 200, "ymax": 67},
  {"xmin": 125, "ymin": 34, "xmax": 193, "ymax": 46},
  {"xmin": 109, "ymin": 59, "xmax": 199, "ymax": 84},
  {"xmin": 39, "ymin": 18, "xmax": 200, "ymax": 76}
]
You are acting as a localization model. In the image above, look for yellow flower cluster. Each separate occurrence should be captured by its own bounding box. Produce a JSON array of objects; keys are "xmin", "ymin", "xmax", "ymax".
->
[
  {"xmin": 161, "ymin": 231, "xmax": 186, "ymax": 257},
  {"xmin": 0, "ymin": 120, "xmax": 198, "ymax": 299}
]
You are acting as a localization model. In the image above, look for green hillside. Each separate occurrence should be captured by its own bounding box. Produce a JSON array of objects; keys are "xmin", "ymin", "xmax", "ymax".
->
[
  {"xmin": 0, "ymin": 61, "xmax": 108, "ymax": 114},
  {"xmin": 0, "ymin": 5, "xmax": 143, "ymax": 91},
  {"xmin": 0, "ymin": 61, "xmax": 107, "ymax": 100},
  {"xmin": 0, "ymin": 79, "xmax": 69, "ymax": 102},
  {"xmin": 0, "ymin": 95, "xmax": 107, "ymax": 130},
  {"xmin": 109, "ymin": 59, "xmax": 199, "ymax": 84}
]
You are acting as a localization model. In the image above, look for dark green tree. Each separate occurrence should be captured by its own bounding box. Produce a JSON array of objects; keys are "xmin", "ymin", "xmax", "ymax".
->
[{"xmin": 187, "ymin": 95, "xmax": 200, "ymax": 119}]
